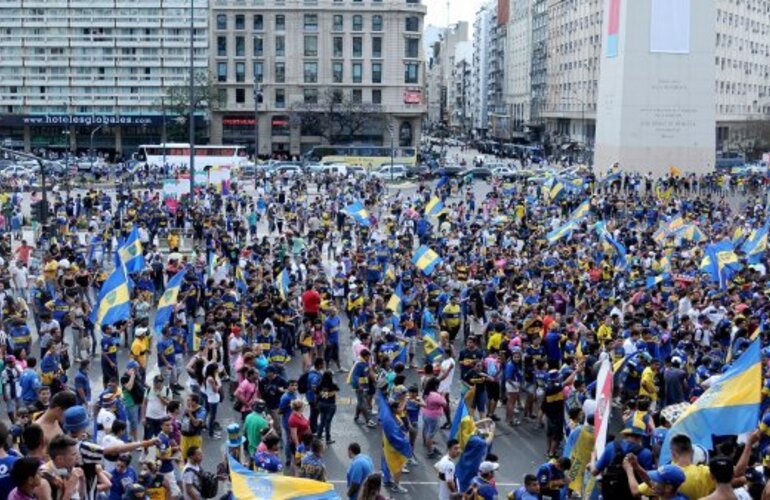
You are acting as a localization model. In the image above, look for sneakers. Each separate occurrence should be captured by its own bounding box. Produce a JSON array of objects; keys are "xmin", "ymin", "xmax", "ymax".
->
[
  {"xmin": 365, "ymin": 420, "xmax": 377, "ymax": 428},
  {"xmin": 407, "ymin": 457, "xmax": 418, "ymax": 466},
  {"xmin": 390, "ymin": 484, "xmax": 408, "ymax": 494},
  {"xmin": 400, "ymin": 465, "xmax": 410, "ymax": 474}
]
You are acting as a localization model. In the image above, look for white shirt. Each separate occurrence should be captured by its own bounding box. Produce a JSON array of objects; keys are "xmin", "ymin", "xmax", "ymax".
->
[
  {"xmin": 438, "ymin": 358, "xmax": 456, "ymax": 393},
  {"xmin": 435, "ymin": 455, "xmax": 456, "ymax": 500}
]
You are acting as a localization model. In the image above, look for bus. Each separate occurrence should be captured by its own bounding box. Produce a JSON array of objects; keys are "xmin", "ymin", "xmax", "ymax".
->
[
  {"xmin": 135, "ymin": 144, "xmax": 248, "ymax": 169},
  {"xmin": 303, "ymin": 145, "xmax": 417, "ymax": 169}
]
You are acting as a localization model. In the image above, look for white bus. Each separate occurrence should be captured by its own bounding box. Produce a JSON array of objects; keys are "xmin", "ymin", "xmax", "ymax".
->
[{"xmin": 135, "ymin": 143, "xmax": 248, "ymax": 169}]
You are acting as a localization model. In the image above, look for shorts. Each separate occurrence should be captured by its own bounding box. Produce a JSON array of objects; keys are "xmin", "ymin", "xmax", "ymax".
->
[
  {"xmin": 324, "ymin": 343, "xmax": 340, "ymax": 363},
  {"xmin": 546, "ymin": 416, "xmax": 564, "ymax": 442},
  {"xmin": 473, "ymin": 389, "xmax": 488, "ymax": 412},
  {"xmin": 126, "ymin": 405, "xmax": 140, "ymax": 432},
  {"xmin": 505, "ymin": 381, "xmax": 520, "ymax": 394},
  {"xmin": 486, "ymin": 381, "xmax": 500, "ymax": 401},
  {"xmin": 525, "ymin": 383, "xmax": 537, "ymax": 396},
  {"xmin": 163, "ymin": 471, "xmax": 182, "ymax": 498},
  {"xmin": 422, "ymin": 416, "xmax": 439, "ymax": 440}
]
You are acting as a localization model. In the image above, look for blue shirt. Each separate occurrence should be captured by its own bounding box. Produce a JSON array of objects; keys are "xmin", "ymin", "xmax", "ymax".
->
[
  {"xmin": 108, "ymin": 466, "xmax": 137, "ymax": 500},
  {"xmin": 279, "ymin": 392, "xmax": 297, "ymax": 429},
  {"xmin": 350, "ymin": 361, "xmax": 370, "ymax": 390},
  {"xmin": 74, "ymin": 369, "xmax": 91, "ymax": 405},
  {"xmin": 536, "ymin": 461, "xmax": 564, "ymax": 491},
  {"xmin": 511, "ymin": 486, "xmax": 539, "ymax": 500},
  {"xmin": 0, "ymin": 455, "xmax": 18, "ymax": 499},
  {"xmin": 157, "ymin": 337, "xmax": 176, "ymax": 366},
  {"xmin": 323, "ymin": 316, "xmax": 341, "ymax": 344},
  {"xmin": 254, "ymin": 451, "xmax": 283, "ymax": 473},
  {"xmin": 595, "ymin": 439, "xmax": 654, "ymax": 472},
  {"xmin": 543, "ymin": 331, "xmax": 563, "ymax": 362},
  {"xmin": 346, "ymin": 454, "xmax": 373, "ymax": 500},
  {"xmin": 101, "ymin": 335, "xmax": 120, "ymax": 363},
  {"xmin": 306, "ymin": 370, "xmax": 322, "ymax": 404},
  {"xmin": 19, "ymin": 368, "xmax": 41, "ymax": 404},
  {"xmin": 470, "ymin": 476, "xmax": 497, "ymax": 500}
]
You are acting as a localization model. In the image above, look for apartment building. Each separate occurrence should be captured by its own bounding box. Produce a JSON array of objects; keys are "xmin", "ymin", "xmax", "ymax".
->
[
  {"xmin": 471, "ymin": 2, "xmax": 494, "ymax": 137},
  {"xmin": 425, "ymin": 21, "xmax": 468, "ymax": 130},
  {"xmin": 507, "ymin": 0, "xmax": 532, "ymax": 135},
  {"xmin": 449, "ymin": 41, "xmax": 472, "ymax": 135},
  {"xmin": 209, "ymin": 0, "xmax": 427, "ymax": 156},
  {"xmin": 0, "ymin": 0, "xmax": 209, "ymax": 155}
]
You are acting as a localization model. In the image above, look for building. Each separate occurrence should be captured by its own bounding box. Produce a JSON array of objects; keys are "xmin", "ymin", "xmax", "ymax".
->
[
  {"xmin": 0, "ymin": 0, "xmax": 209, "ymax": 156},
  {"xmin": 209, "ymin": 0, "xmax": 427, "ymax": 157},
  {"xmin": 449, "ymin": 41, "xmax": 472, "ymax": 135},
  {"xmin": 471, "ymin": 2, "xmax": 494, "ymax": 138},
  {"xmin": 529, "ymin": 0, "xmax": 548, "ymax": 141},
  {"xmin": 486, "ymin": 6, "xmax": 507, "ymax": 139},
  {"xmin": 506, "ymin": 0, "xmax": 532, "ymax": 136},
  {"xmin": 425, "ymin": 21, "xmax": 468, "ymax": 131}
]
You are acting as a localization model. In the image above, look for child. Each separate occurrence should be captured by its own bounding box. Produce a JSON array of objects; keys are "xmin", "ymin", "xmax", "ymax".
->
[
  {"xmin": 623, "ymin": 461, "xmax": 687, "ymax": 500},
  {"xmin": 405, "ymin": 385, "xmax": 424, "ymax": 465}
]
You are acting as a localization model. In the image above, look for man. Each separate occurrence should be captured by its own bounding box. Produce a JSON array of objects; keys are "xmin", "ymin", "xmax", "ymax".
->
[
  {"xmin": 542, "ymin": 365, "xmax": 582, "ymax": 457},
  {"xmin": 157, "ymin": 328, "xmax": 177, "ymax": 391},
  {"xmin": 434, "ymin": 439, "xmax": 461, "ymax": 500},
  {"xmin": 700, "ymin": 457, "xmax": 738, "ymax": 500},
  {"xmin": 142, "ymin": 375, "xmax": 172, "ymax": 440},
  {"xmin": 260, "ymin": 366, "xmax": 287, "ymax": 440},
  {"xmin": 663, "ymin": 357, "xmax": 688, "ymax": 406},
  {"xmin": 623, "ymin": 462, "xmax": 688, "ymax": 500},
  {"xmin": 639, "ymin": 358, "xmax": 660, "ymax": 412},
  {"xmin": 35, "ymin": 389, "xmax": 77, "ymax": 445},
  {"xmin": 243, "ymin": 400, "xmax": 271, "ymax": 457},
  {"xmin": 466, "ymin": 461, "xmax": 498, "ymax": 500},
  {"xmin": 19, "ymin": 358, "xmax": 41, "ymax": 409},
  {"xmin": 350, "ymin": 349, "xmax": 376, "ymax": 428},
  {"xmin": 535, "ymin": 457, "xmax": 571, "ymax": 500},
  {"xmin": 253, "ymin": 434, "xmax": 283, "ymax": 473},
  {"xmin": 441, "ymin": 295, "xmax": 462, "ymax": 342},
  {"xmin": 0, "ymin": 423, "xmax": 18, "ymax": 498},
  {"xmin": 38, "ymin": 434, "xmax": 87, "ymax": 499},
  {"xmin": 182, "ymin": 446, "xmax": 204, "ymax": 500},
  {"xmin": 510, "ymin": 474, "xmax": 540, "ymax": 500},
  {"xmin": 73, "ymin": 359, "xmax": 92, "ymax": 408},
  {"xmin": 156, "ymin": 416, "xmax": 182, "ymax": 499},
  {"xmin": 180, "ymin": 394, "xmax": 207, "ymax": 460},
  {"xmin": 301, "ymin": 282, "xmax": 321, "ymax": 322},
  {"xmin": 323, "ymin": 307, "xmax": 343, "ymax": 372},
  {"xmin": 108, "ymin": 454, "xmax": 138, "ymax": 500},
  {"xmin": 591, "ymin": 427, "xmax": 654, "ymax": 500},
  {"xmin": 305, "ymin": 358, "xmax": 323, "ymax": 434},
  {"xmin": 346, "ymin": 442, "xmax": 373, "ymax": 500},
  {"xmin": 298, "ymin": 438, "xmax": 326, "ymax": 481},
  {"xmin": 101, "ymin": 326, "xmax": 121, "ymax": 386}
]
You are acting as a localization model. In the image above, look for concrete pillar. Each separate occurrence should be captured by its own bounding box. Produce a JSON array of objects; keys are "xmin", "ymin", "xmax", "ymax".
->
[
  {"xmin": 114, "ymin": 127, "xmax": 122, "ymax": 156},
  {"xmin": 23, "ymin": 126, "xmax": 31, "ymax": 152}
]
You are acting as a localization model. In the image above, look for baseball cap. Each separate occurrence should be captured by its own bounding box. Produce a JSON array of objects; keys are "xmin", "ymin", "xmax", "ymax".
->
[
  {"xmin": 648, "ymin": 465, "xmax": 686, "ymax": 488},
  {"xmin": 621, "ymin": 426, "xmax": 646, "ymax": 437},
  {"xmin": 63, "ymin": 405, "xmax": 90, "ymax": 433},
  {"xmin": 478, "ymin": 461, "xmax": 500, "ymax": 474}
]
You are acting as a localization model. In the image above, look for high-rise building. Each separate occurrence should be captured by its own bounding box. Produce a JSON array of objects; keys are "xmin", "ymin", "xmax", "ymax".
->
[
  {"xmin": 425, "ymin": 21, "xmax": 468, "ymax": 130},
  {"xmin": 209, "ymin": 0, "xmax": 427, "ymax": 157},
  {"xmin": 0, "ymin": 0, "xmax": 209, "ymax": 155},
  {"xmin": 471, "ymin": 2, "xmax": 494, "ymax": 137},
  {"xmin": 507, "ymin": 0, "xmax": 532, "ymax": 136},
  {"xmin": 449, "ymin": 41, "xmax": 472, "ymax": 135}
]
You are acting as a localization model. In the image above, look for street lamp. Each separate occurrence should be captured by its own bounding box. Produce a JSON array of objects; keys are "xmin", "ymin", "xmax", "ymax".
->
[
  {"xmin": 188, "ymin": 0, "xmax": 196, "ymax": 197},
  {"xmin": 0, "ymin": 146, "xmax": 48, "ymax": 230},
  {"xmin": 253, "ymin": 81, "xmax": 263, "ymax": 163}
]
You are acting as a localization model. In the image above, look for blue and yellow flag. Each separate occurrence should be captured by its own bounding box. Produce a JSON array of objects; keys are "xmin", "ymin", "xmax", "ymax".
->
[
  {"xmin": 90, "ymin": 263, "xmax": 131, "ymax": 327},
  {"xmin": 412, "ymin": 245, "xmax": 442, "ymax": 275},
  {"xmin": 672, "ymin": 223, "xmax": 706, "ymax": 243},
  {"xmin": 228, "ymin": 456, "xmax": 339, "ymax": 499},
  {"xmin": 569, "ymin": 198, "xmax": 591, "ymax": 222},
  {"xmin": 455, "ymin": 435, "xmax": 488, "ymax": 493},
  {"xmin": 343, "ymin": 200, "xmax": 371, "ymax": 227},
  {"xmin": 386, "ymin": 282, "xmax": 405, "ymax": 314},
  {"xmin": 449, "ymin": 391, "xmax": 477, "ymax": 450},
  {"xmin": 275, "ymin": 268, "xmax": 290, "ymax": 300},
  {"xmin": 546, "ymin": 220, "xmax": 577, "ymax": 245},
  {"xmin": 596, "ymin": 223, "xmax": 627, "ymax": 270},
  {"xmin": 154, "ymin": 267, "xmax": 188, "ymax": 334},
  {"xmin": 660, "ymin": 338, "xmax": 762, "ymax": 464},
  {"xmin": 645, "ymin": 272, "xmax": 670, "ymax": 289},
  {"xmin": 424, "ymin": 335, "xmax": 444, "ymax": 364},
  {"xmin": 424, "ymin": 196, "xmax": 445, "ymax": 217},
  {"xmin": 741, "ymin": 223, "xmax": 769, "ymax": 264},
  {"xmin": 235, "ymin": 266, "xmax": 249, "ymax": 294},
  {"xmin": 701, "ymin": 240, "xmax": 741, "ymax": 289},
  {"xmin": 118, "ymin": 226, "xmax": 145, "ymax": 274},
  {"xmin": 549, "ymin": 181, "xmax": 565, "ymax": 201},
  {"xmin": 207, "ymin": 250, "xmax": 218, "ymax": 278},
  {"xmin": 377, "ymin": 392, "xmax": 412, "ymax": 482}
]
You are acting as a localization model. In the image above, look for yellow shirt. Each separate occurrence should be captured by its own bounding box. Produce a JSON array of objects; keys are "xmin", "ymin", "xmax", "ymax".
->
[
  {"xmin": 638, "ymin": 464, "xmax": 714, "ymax": 500},
  {"xmin": 131, "ymin": 337, "xmax": 151, "ymax": 367},
  {"xmin": 487, "ymin": 332, "xmax": 503, "ymax": 351},
  {"xmin": 639, "ymin": 366, "xmax": 657, "ymax": 401},
  {"xmin": 597, "ymin": 324, "xmax": 613, "ymax": 343}
]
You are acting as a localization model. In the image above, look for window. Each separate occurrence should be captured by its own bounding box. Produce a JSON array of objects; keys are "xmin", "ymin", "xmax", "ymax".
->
[
  {"xmin": 352, "ymin": 62, "xmax": 362, "ymax": 83},
  {"xmin": 352, "ymin": 89, "xmax": 362, "ymax": 103},
  {"xmin": 254, "ymin": 37, "xmax": 263, "ymax": 56},
  {"xmin": 217, "ymin": 36, "xmax": 227, "ymax": 56},
  {"xmin": 235, "ymin": 88, "xmax": 245, "ymax": 103},
  {"xmin": 275, "ymin": 88, "xmax": 285, "ymax": 108},
  {"xmin": 405, "ymin": 38, "xmax": 419, "ymax": 58},
  {"xmin": 272, "ymin": 115, "xmax": 290, "ymax": 136},
  {"xmin": 405, "ymin": 16, "xmax": 419, "ymax": 31},
  {"xmin": 404, "ymin": 62, "xmax": 418, "ymax": 83},
  {"xmin": 372, "ymin": 15, "xmax": 383, "ymax": 31},
  {"xmin": 304, "ymin": 35, "xmax": 318, "ymax": 57},
  {"xmin": 304, "ymin": 88, "xmax": 318, "ymax": 104},
  {"xmin": 332, "ymin": 89, "xmax": 343, "ymax": 103},
  {"xmin": 406, "ymin": 0, "xmax": 419, "ymax": 4},
  {"xmin": 372, "ymin": 62, "xmax": 382, "ymax": 83},
  {"xmin": 352, "ymin": 15, "xmax": 363, "ymax": 31},
  {"xmin": 333, "ymin": 15, "xmax": 343, "ymax": 31},
  {"xmin": 218, "ymin": 88, "xmax": 227, "ymax": 105},
  {"xmin": 352, "ymin": 36, "xmax": 362, "ymax": 57},
  {"xmin": 372, "ymin": 37, "xmax": 382, "ymax": 57},
  {"xmin": 216, "ymin": 14, "xmax": 227, "ymax": 30},
  {"xmin": 333, "ymin": 37, "xmax": 343, "ymax": 57},
  {"xmin": 235, "ymin": 14, "xmax": 245, "ymax": 30},
  {"xmin": 275, "ymin": 15, "xmax": 285, "ymax": 31},
  {"xmin": 235, "ymin": 62, "xmax": 245, "ymax": 82},
  {"xmin": 275, "ymin": 62, "xmax": 285, "ymax": 82},
  {"xmin": 254, "ymin": 61, "xmax": 264, "ymax": 82},
  {"xmin": 304, "ymin": 14, "xmax": 318, "ymax": 31},
  {"xmin": 235, "ymin": 36, "xmax": 245, "ymax": 57},
  {"xmin": 275, "ymin": 36, "xmax": 285, "ymax": 56},
  {"xmin": 304, "ymin": 61, "xmax": 318, "ymax": 83},
  {"xmin": 372, "ymin": 89, "xmax": 382, "ymax": 104},
  {"xmin": 253, "ymin": 14, "xmax": 263, "ymax": 30},
  {"xmin": 217, "ymin": 62, "xmax": 227, "ymax": 82},
  {"xmin": 333, "ymin": 62, "xmax": 343, "ymax": 82}
]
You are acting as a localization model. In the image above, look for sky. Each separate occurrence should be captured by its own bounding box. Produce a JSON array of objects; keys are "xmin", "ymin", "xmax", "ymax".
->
[{"xmin": 423, "ymin": 0, "xmax": 487, "ymax": 28}]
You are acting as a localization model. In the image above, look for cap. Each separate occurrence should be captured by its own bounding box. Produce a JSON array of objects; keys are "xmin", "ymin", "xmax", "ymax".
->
[
  {"xmin": 393, "ymin": 385, "xmax": 408, "ymax": 397},
  {"xmin": 63, "ymin": 405, "xmax": 90, "ymax": 433},
  {"xmin": 621, "ymin": 426, "xmax": 646, "ymax": 437},
  {"xmin": 648, "ymin": 465, "xmax": 686, "ymax": 488},
  {"xmin": 134, "ymin": 327, "xmax": 148, "ymax": 337},
  {"xmin": 227, "ymin": 423, "xmax": 245, "ymax": 448},
  {"xmin": 478, "ymin": 461, "xmax": 500, "ymax": 474}
]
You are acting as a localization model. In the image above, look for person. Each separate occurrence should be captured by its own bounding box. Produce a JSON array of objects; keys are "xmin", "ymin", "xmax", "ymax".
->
[
  {"xmin": 180, "ymin": 394, "xmax": 206, "ymax": 460},
  {"xmin": 182, "ymin": 446, "xmax": 204, "ymax": 500},
  {"xmin": 0, "ymin": 422, "xmax": 19, "ymax": 498},
  {"xmin": 202, "ymin": 363, "xmax": 222, "ymax": 439},
  {"xmin": 422, "ymin": 377, "xmax": 447, "ymax": 458},
  {"xmin": 155, "ymin": 416, "xmax": 182, "ymax": 499},
  {"xmin": 359, "ymin": 472, "xmax": 387, "ymax": 500},
  {"xmin": 346, "ymin": 442, "xmax": 373, "ymax": 500},
  {"xmin": 142, "ymin": 375, "xmax": 172, "ymax": 440},
  {"xmin": 108, "ymin": 454, "xmax": 138, "ymax": 500},
  {"xmin": 38, "ymin": 435, "xmax": 87, "ymax": 500},
  {"xmin": 622, "ymin": 461, "xmax": 687, "ymax": 500},
  {"xmin": 535, "ymin": 457, "xmax": 571, "ymax": 500},
  {"xmin": 350, "ymin": 350, "xmax": 376, "ymax": 428},
  {"xmin": 434, "ymin": 439, "xmax": 461, "ymax": 500},
  {"xmin": 298, "ymin": 438, "xmax": 326, "ymax": 481},
  {"xmin": 243, "ymin": 400, "xmax": 271, "ymax": 457},
  {"xmin": 315, "ymin": 370, "xmax": 339, "ymax": 444},
  {"xmin": 287, "ymin": 399, "xmax": 310, "ymax": 468},
  {"xmin": 508, "ymin": 474, "xmax": 540, "ymax": 500},
  {"xmin": 700, "ymin": 457, "xmax": 738, "ymax": 500},
  {"xmin": 8, "ymin": 457, "xmax": 42, "ymax": 500},
  {"xmin": 253, "ymin": 434, "xmax": 283, "ymax": 474},
  {"xmin": 591, "ymin": 426, "xmax": 654, "ymax": 500},
  {"xmin": 465, "ymin": 461, "xmax": 498, "ymax": 500}
]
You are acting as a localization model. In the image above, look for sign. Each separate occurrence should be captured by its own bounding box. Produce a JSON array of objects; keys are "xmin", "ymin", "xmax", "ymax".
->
[
  {"xmin": 650, "ymin": 0, "xmax": 691, "ymax": 54},
  {"xmin": 271, "ymin": 118, "xmax": 289, "ymax": 127},
  {"xmin": 223, "ymin": 117, "xmax": 256, "ymax": 126},
  {"xmin": 403, "ymin": 90, "xmax": 422, "ymax": 104},
  {"xmin": 607, "ymin": 0, "xmax": 621, "ymax": 58},
  {"xmin": 0, "ymin": 114, "xmax": 205, "ymax": 127}
]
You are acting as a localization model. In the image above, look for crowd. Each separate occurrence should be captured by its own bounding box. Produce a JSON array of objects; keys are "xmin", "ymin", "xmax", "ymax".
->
[{"xmin": 0, "ymin": 155, "xmax": 766, "ymax": 500}]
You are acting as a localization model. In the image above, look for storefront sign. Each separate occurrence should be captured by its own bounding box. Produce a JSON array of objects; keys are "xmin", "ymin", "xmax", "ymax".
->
[
  {"xmin": 0, "ymin": 114, "xmax": 204, "ymax": 127},
  {"xmin": 403, "ymin": 90, "xmax": 422, "ymax": 104}
]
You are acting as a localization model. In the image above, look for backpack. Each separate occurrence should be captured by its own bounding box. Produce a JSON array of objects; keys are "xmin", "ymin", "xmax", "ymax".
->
[
  {"xmin": 187, "ymin": 466, "xmax": 219, "ymax": 499},
  {"xmin": 601, "ymin": 440, "xmax": 640, "ymax": 500},
  {"xmin": 297, "ymin": 372, "xmax": 310, "ymax": 394}
]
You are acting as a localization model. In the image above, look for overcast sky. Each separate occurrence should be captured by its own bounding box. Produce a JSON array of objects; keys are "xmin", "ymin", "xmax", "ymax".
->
[{"xmin": 424, "ymin": 0, "xmax": 487, "ymax": 27}]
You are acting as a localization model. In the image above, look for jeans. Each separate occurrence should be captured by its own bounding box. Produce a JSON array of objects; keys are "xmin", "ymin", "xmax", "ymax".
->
[
  {"xmin": 206, "ymin": 402, "xmax": 219, "ymax": 436},
  {"xmin": 317, "ymin": 402, "xmax": 336, "ymax": 441},
  {"xmin": 309, "ymin": 402, "xmax": 319, "ymax": 435}
]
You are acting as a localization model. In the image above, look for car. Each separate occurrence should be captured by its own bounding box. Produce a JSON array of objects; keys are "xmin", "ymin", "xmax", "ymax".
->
[
  {"xmin": 491, "ymin": 166, "xmax": 517, "ymax": 179},
  {"xmin": 238, "ymin": 164, "xmax": 257, "ymax": 178},
  {"xmin": 318, "ymin": 163, "xmax": 348, "ymax": 176},
  {"xmin": 304, "ymin": 162, "xmax": 324, "ymax": 173},
  {"xmin": 371, "ymin": 164, "xmax": 407, "ymax": 180},
  {"xmin": 0, "ymin": 165, "xmax": 33, "ymax": 179},
  {"xmin": 406, "ymin": 164, "xmax": 431, "ymax": 179},
  {"xmin": 348, "ymin": 165, "xmax": 367, "ymax": 177},
  {"xmin": 437, "ymin": 165, "xmax": 465, "ymax": 177},
  {"xmin": 270, "ymin": 165, "xmax": 302, "ymax": 177},
  {"xmin": 463, "ymin": 167, "xmax": 493, "ymax": 179}
]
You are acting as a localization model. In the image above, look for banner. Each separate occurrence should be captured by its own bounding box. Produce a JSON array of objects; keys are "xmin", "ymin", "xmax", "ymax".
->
[{"xmin": 594, "ymin": 359, "xmax": 613, "ymax": 455}]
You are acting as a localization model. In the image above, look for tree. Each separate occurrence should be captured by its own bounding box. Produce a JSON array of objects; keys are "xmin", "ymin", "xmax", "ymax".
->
[
  {"xmin": 289, "ymin": 89, "xmax": 384, "ymax": 144},
  {"xmin": 163, "ymin": 71, "xmax": 225, "ymax": 141}
]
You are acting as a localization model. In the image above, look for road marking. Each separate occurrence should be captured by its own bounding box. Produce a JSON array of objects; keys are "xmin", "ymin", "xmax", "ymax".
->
[{"xmin": 326, "ymin": 480, "xmax": 521, "ymax": 487}]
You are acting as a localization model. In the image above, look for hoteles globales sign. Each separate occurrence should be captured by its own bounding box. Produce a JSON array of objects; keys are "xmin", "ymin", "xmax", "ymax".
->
[{"xmin": 0, "ymin": 114, "xmax": 202, "ymax": 127}]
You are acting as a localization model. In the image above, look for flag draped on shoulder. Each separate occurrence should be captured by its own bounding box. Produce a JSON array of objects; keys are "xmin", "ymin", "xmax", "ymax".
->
[
  {"xmin": 90, "ymin": 263, "xmax": 131, "ymax": 327},
  {"xmin": 275, "ymin": 268, "xmax": 290, "ymax": 300},
  {"xmin": 154, "ymin": 267, "xmax": 188, "ymax": 334},
  {"xmin": 659, "ymin": 338, "xmax": 762, "ymax": 464},
  {"xmin": 424, "ymin": 196, "xmax": 445, "ymax": 217},
  {"xmin": 377, "ymin": 392, "xmax": 412, "ymax": 484},
  {"xmin": 449, "ymin": 390, "xmax": 476, "ymax": 450}
]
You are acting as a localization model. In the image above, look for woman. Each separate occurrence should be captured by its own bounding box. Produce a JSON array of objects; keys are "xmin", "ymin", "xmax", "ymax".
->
[
  {"xmin": 359, "ymin": 472, "xmax": 388, "ymax": 500},
  {"xmin": 316, "ymin": 370, "xmax": 340, "ymax": 445},
  {"xmin": 203, "ymin": 363, "xmax": 222, "ymax": 438},
  {"xmin": 234, "ymin": 368, "xmax": 260, "ymax": 422},
  {"xmin": 421, "ymin": 377, "xmax": 446, "ymax": 459},
  {"xmin": 287, "ymin": 399, "xmax": 310, "ymax": 469}
]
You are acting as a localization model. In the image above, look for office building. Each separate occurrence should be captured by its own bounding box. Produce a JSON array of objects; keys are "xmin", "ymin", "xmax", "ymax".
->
[{"xmin": 425, "ymin": 21, "xmax": 468, "ymax": 130}]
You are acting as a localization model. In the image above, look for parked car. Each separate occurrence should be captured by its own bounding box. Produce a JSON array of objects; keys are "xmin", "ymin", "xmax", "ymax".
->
[
  {"xmin": 491, "ymin": 166, "xmax": 517, "ymax": 179},
  {"xmin": 437, "ymin": 165, "xmax": 465, "ymax": 177},
  {"xmin": 0, "ymin": 165, "xmax": 33, "ymax": 179},
  {"xmin": 270, "ymin": 165, "xmax": 303, "ymax": 177},
  {"xmin": 462, "ymin": 167, "xmax": 493, "ymax": 179},
  {"xmin": 372, "ymin": 164, "xmax": 407, "ymax": 180},
  {"xmin": 348, "ymin": 165, "xmax": 367, "ymax": 177},
  {"xmin": 406, "ymin": 164, "xmax": 431, "ymax": 179},
  {"xmin": 318, "ymin": 163, "xmax": 348, "ymax": 176}
]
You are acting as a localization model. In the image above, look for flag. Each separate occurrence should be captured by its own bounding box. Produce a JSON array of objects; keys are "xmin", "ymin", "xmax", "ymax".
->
[
  {"xmin": 659, "ymin": 338, "xmax": 762, "ymax": 464},
  {"xmin": 228, "ymin": 456, "xmax": 339, "ymax": 499},
  {"xmin": 455, "ymin": 435, "xmax": 488, "ymax": 493},
  {"xmin": 669, "ymin": 165, "xmax": 682, "ymax": 177},
  {"xmin": 207, "ymin": 250, "xmax": 218, "ymax": 278},
  {"xmin": 386, "ymin": 282, "xmax": 405, "ymax": 314},
  {"xmin": 594, "ymin": 359, "xmax": 613, "ymax": 457},
  {"xmin": 90, "ymin": 263, "xmax": 131, "ymax": 327},
  {"xmin": 596, "ymin": 222, "xmax": 627, "ymax": 270},
  {"xmin": 424, "ymin": 196, "xmax": 445, "ymax": 217},
  {"xmin": 567, "ymin": 425, "xmax": 596, "ymax": 495},
  {"xmin": 412, "ymin": 245, "xmax": 442, "ymax": 275},
  {"xmin": 235, "ymin": 266, "xmax": 249, "ymax": 294},
  {"xmin": 275, "ymin": 268, "xmax": 290, "ymax": 300},
  {"xmin": 654, "ymin": 214, "xmax": 685, "ymax": 244},
  {"xmin": 377, "ymin": 392, "xmax": 412, "ymax": 483},
  {"xmin": 673, "ymin": 224, "xmax": 706, "ymax": 243},
  {"xmin": 701, "ymin": 240, "xmax": 741, "ymax": 289},
  {"xmin": 343, "ymin": 200, "xmax": 371, "ymax": 227},
  {"xmin": 546, "ymin": 220, "xmax": 577, "ymax": 245},
  {"xmin": 656, "ymin": 185, "xmax": 673, "ymax": 202},
  {"xmin": 646, "ymin": 272, "xmax": 670, "ymax": 289},
  {"xmin": 117, "ymin": 226, "xmax": 145, "ymax": 274},
  {"xmin": 384, "ymin": 264, "xmax": 396, "ymax": 281},
  {"xmin": 549, "ymin": 181, "xmax": 565, "ymax": 201},
  {"xmin": 154, "ymin": 267, "xmax": 188, "ymax": 334},
  {"xmin": 569, "ymin": 198, "xmax": 591, "ymax": 222},
  {"xmin": 741, "ymin": 223, "xmax": 769, "ymax": 264},
  {"xmin": 449, "ymin": 390, "xmax": 476, "ymax": 450},
  {"xmin": 424, "ymin": 335, "xmax": 444, "ymax": 364},
  {"xmin": 392, "ymin": 342, "xmax": 408, "ymax": 366}
]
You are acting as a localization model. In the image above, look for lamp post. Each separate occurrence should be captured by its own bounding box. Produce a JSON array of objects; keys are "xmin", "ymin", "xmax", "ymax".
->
[
  {"xmin": 90, "ymin": 124, "xmax": 105, "ymax": 171},
  {"xmin": 188, "ymin": 0, "xmax": 196, "ymax": 197},
  {"xmin": 0, "ymin": 146, "xmax": 48, "ymax": 230},
  {"xmin": 253, "ymin": 81, "xmax": 262, "ymax": 164}
]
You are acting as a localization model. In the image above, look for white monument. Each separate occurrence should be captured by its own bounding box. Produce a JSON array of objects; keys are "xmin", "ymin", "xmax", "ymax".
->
[{"xmin": 594, "ymin": 0, "xmax": 715, "ymax": 176}]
